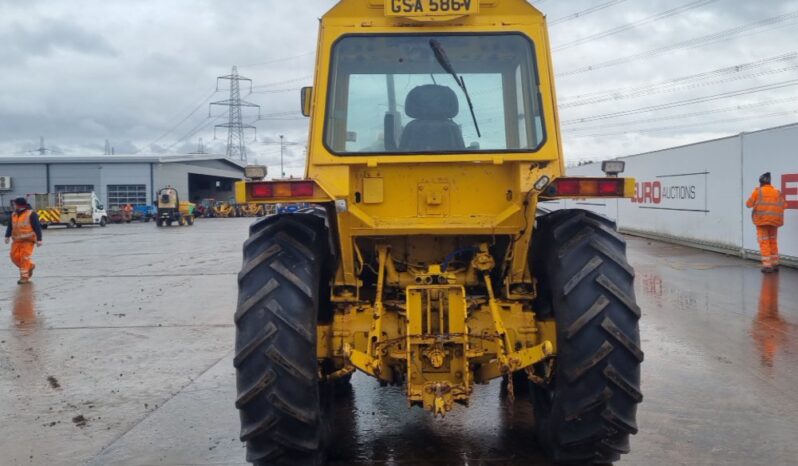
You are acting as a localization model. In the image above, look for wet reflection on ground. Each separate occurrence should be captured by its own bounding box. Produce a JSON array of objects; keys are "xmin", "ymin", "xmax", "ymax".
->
[
  {"xmin": 3, "ymin": 225, "xmax": 798, "ymax": 465},
  {"xmin": 11, "ymin": 284, "xmax": 37, "ymax": 334},
  {"xmin": 751, "ymin": 273, "xmax": 789, "ymax": 371},
  {"xmin": 328, "ymin": 376, "xmax": 555, "ymax": 466}
]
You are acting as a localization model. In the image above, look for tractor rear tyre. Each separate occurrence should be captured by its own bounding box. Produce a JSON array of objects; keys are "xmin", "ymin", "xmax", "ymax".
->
[
  {"xmin": 530, "ymin": 209, "xmax": 643, "ymax": 464},
  {"xmin": 235, "ymin": 214, "xmax": 332, "ymax": 466}
]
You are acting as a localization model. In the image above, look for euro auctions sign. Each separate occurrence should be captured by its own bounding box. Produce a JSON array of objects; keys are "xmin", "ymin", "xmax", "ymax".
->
[
  {"xmin": 782, "ymin": 173, "xmax": 798, "ymax": 209},
  {"xmin": 631, "ymin": 171, "xmax": 708, "ymax": 213}
]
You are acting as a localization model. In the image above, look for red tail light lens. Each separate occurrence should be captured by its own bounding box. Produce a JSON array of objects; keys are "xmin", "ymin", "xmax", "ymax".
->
[
  {"xmin": 554, "ymin": 179, "xmax": 580, "ymax": 196},
  {"xmin": 291, "ymin": 182, "xmax": 315, "ymax": 197},
  {"xmin": 598, "ymin": 179, "xmax": 623, "ymax": 195},
  {"xmin": 250, "ymin": 183, "xmax": 273, "ymax": 198}
]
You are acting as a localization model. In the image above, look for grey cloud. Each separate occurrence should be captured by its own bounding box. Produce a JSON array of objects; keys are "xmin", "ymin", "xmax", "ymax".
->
[
  {"xmin": 0, "ymin": 0, "xmax": 796, "ymax": 168},
  {"xmin": 0, "ymin": 17, "xmax": 117, "ymax": 64}
]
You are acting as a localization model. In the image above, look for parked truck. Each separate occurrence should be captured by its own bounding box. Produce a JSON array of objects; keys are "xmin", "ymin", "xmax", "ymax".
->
[{"xmin": 28, "ymin": 192, "xmax": 108, "ymax": 228}]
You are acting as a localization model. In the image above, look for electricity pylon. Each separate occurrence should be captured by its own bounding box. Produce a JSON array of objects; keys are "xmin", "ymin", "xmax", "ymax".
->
[{"xmin": 210, "ymin": 66, "xmax": 260, "ymax": 162}]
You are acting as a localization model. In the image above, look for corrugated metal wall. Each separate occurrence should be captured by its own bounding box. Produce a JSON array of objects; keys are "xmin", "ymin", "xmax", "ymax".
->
[
  {"xmin": 0, "ymin": 159, "xmax": 244, "ymax": 208},
  {"xmin": 549, "ymin": 123, "xmax": 798, "ymax": 264}
]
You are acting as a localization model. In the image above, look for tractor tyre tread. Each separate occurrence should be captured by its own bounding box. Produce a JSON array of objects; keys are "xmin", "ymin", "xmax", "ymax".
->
[
  {"xmin": 532, "ymin": 209, "xmax": 642, "ymax": 464},
  {"xmin": 235, "ymin": 214, "xmax": 331, "ymax": 466}
]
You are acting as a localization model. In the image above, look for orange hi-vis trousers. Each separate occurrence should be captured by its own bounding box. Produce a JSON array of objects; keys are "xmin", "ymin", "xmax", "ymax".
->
[
  {"xmin": 756, "ymin": 226, "xmax": 779, "ymax": 268},
  {"xmin": 10, "ymin": 240, "xmax": 35, "ymax": 280}
]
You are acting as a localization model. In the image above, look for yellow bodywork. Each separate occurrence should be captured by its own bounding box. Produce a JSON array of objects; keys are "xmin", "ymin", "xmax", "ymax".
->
[
  {"xmin": 237, "ymin": 0, "xmax": 632, "ymax": 416},
  {"xmin": 179, "ymin": 202, "xmax": 195, "ymax": 218},
  {"xmin": 237, "ymin": 203, "xmax": 268, "ymax": 217},
  {"xmin": 213, "ymin": 202, "xmax": 235, "ymax": 218}
]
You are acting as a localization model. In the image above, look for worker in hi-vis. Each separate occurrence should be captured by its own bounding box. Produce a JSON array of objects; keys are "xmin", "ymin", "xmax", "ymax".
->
[
  {"xmin": 4, "ymin": 197, "xmax": 43, "ymax": 285},
  {"xmin": 746, "ymin": 172, "xmax": 786, "ymax": 273}
]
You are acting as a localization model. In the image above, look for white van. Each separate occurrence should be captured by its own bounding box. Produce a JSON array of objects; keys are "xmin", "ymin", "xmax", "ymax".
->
[{"xmin": 58, "ymin": 192, "xmax": 109, "ymax": 228}]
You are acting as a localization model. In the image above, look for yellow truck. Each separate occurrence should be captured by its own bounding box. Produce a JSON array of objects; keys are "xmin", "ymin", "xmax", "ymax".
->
[{"xmin": 233, "ymin": 2, "xmax": 642, "ymax": 464}]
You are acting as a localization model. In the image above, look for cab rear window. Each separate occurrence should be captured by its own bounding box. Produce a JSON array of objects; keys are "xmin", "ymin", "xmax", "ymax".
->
[{"xmin": 324, "ymin": 34, "xmax": 546, "ymax": 155}]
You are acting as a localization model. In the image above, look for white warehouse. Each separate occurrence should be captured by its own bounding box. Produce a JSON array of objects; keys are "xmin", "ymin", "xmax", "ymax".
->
[{"xmin": 0, "ymin": 154, "xmax": 246, "ymax": 208}]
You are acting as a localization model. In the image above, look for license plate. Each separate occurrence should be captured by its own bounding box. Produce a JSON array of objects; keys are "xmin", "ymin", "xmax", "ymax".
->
[{"xmin": 386, "ymin": 0, "xmax": 479, "ymax": 17}]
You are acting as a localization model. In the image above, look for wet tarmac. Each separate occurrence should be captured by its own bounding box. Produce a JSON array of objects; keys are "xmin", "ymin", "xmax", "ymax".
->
[{"xmin": 1, "ymin": 219, "xmax": 796, "ymax": 465}]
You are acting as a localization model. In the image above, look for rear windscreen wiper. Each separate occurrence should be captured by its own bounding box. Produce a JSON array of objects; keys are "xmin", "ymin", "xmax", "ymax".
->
[{"xmin": 430, "ymin": 39, "xmax": 481, "ymax": 138}]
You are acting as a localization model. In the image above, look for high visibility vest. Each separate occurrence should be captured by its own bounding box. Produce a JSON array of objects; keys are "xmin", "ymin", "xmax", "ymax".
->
[
  {"xmin": 11, "ymin": 210, "xmax": 36, "ymax": 242},
  {"xmin": 747, "ymin": 185, "xmax": 786, "ymax": 227}
]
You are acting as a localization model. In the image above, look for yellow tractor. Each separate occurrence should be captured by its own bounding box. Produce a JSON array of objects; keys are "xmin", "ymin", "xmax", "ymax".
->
[
  {"xmin": 237, "ymin": 203, "xmax": 268, "ymax": 218},
  {"xmin": 213, "ymin": 200, "xmax": 236, "ymax": 218},
  {"xmin": 233, "ymin": 1, "xmax": 642, "ymax": 464}
]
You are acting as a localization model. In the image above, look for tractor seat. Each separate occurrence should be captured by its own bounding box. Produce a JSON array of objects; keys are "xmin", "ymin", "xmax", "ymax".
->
[{"xmin": 399, "ymin": 85, "xmax": 465, "ymax": 152}]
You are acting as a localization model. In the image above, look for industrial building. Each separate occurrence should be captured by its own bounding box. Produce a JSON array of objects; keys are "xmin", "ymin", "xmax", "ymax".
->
[{"xmin": 0, "ymin": 154, "xmax": 246, "ymax": 208}]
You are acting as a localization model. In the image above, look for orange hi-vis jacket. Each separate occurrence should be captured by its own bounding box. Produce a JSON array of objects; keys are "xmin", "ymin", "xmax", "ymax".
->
[
  {"xmin": 746, "ymin": 184, "xmax": 786, "ymax": 227},
  {"xmin": 11, "ymin": 210, "xmax": 36, "ymax": 242}
]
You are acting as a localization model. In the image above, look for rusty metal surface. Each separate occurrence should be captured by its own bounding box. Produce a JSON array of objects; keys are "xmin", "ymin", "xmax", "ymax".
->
[{"xmin": 1, "ymin": 220, "xmax": 796, "ymax": 465}]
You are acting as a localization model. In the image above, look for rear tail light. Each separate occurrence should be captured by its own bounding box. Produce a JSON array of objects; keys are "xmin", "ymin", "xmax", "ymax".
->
[
  {"xmin": 598, "ymin": 179, "xmax": 623, "ymax": 195},
  {"xmin": 250, "ymin": 183, "xmax": 273, "ymax": 198},
  {"xmin": 555, "ymin": 179, "xmax": 580, "ymax": 196},
  {"xmin": 273, "ymin": 183, "xmax": 292, "ymax": 197},
  {"xmin": 290, "ymin": 182, "xmax": 315, "ymax": 197},
  {"xmin": 548, "ymin": 178, "xmax": 624, "ymax": 197},
  {"xmin": 249, "ymin": 181, "xmax": 315, "ymax": 199}
]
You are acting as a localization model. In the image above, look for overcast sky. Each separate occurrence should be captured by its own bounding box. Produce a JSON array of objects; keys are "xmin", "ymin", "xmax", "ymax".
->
[{"xmin": 1, "ymin": 0, "xmax": 797, "ymax": 175}]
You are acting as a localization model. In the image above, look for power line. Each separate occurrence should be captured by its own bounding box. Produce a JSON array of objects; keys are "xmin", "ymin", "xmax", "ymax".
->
[
  {"xmin": 559, "ymin": 53, "xmax": 797, "ymax": 105},
  {"xmin": 549, "ymin": 0, "xmax": 629, "ymax": 27},
  {"xmin": 238, "ymin": 52, "xmax": 315, "ymax": 68},
  {"xmin": 557, "ymin": 10, "xmax": 798, "ymax": 77},
  {"xmin": 166, "ymin": 113, "xmax": 227, "ymax": 152},
  {"xmin": 567, "ymin": 109, "xmax": 798, "ymax": 139},
  {"xmin": 553, "ymin": 0, "xmax": 719, "ymax": 51},
  {"xmin": 560, "ymin": 56, "xmax": 798, "ymax": 109},
  {"xmin": 250, "ymin": 87, "xmax": 303, "ymax": 95},
  {"xmin": 147, "ymin": 88, "xmax": 218, "ymax": 147},
  {"xmin": 251, "ymin": 76, "xmax": 313, "ymax": 89},
  {"xmin": 563, "ymin": 95, "xmax": 798, "ymax": 133},
  {"xmin": 561, "ymin": 78, "xmax": 798, "ymax": 125}
]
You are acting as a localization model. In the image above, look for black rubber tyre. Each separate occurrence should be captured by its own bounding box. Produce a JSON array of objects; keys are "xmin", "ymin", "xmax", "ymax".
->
[
  {"xmin": 235, "ymin": 214, "xmax": 332, "ymax": 466},
  {"xmin": 100, "ymin": 217, "xmax": 107, "ymax": 227},
  {"xmin": 186, "ymin": 216, "xmax": 194, "ymax": 226},
  {"xmin": 531, "ymin": 209, "xmax": 643, "ymax": 464}
]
